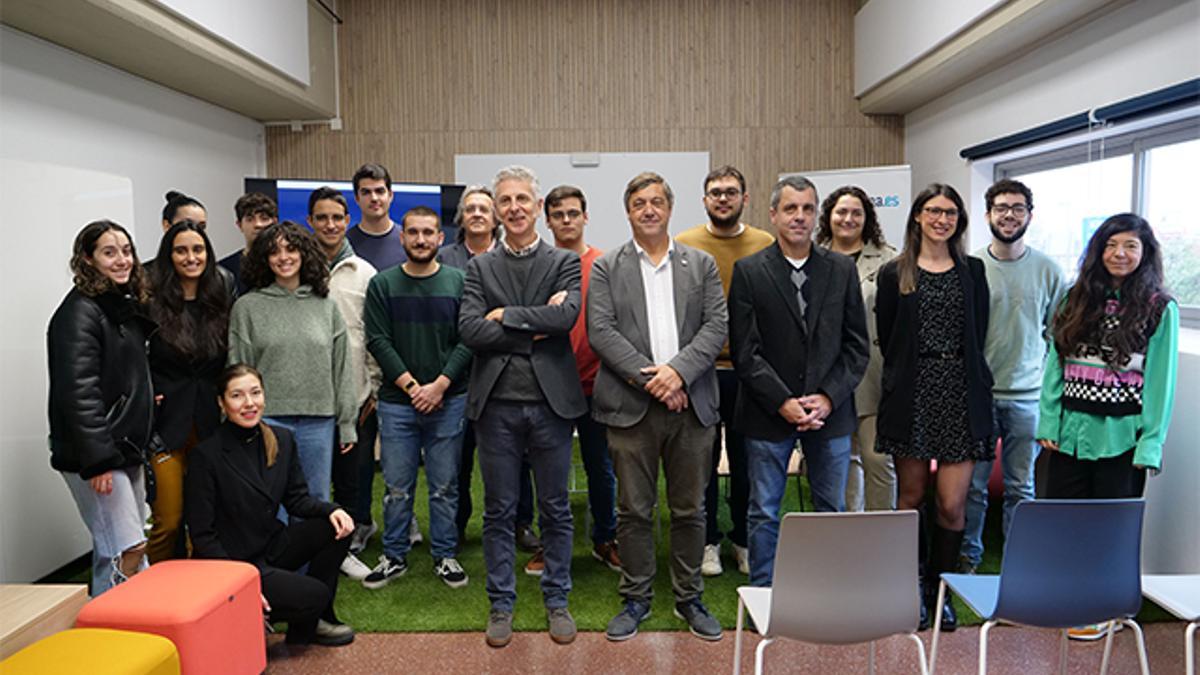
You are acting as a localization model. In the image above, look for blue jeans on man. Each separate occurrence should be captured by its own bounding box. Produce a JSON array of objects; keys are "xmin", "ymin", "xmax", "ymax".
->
[
  {"xmin": 961, "ymin": 398, "xmax": 1040, "ymax": 567},
  {"xmin": 475, "ymin": 401, "xmax": 574, "ymax": 612},
  {"xmin": 746, "ymin": 433, "xmax": 851, "ymax": 586},
  {"xmin": 377, "ymin": 395, "xmax": 467, "ymax": 562},
  {"xmin": 577, "ymin": 397, "xmax": 617, "ymax": 544}
]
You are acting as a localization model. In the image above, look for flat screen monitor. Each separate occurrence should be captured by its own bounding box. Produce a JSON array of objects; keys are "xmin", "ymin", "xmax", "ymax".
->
[{"xmin": 244, "ymin": 178, "xmax": 466, "ymax": 243}]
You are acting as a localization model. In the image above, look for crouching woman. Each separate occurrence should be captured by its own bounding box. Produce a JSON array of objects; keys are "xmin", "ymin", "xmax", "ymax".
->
[{"xmin": 185, "ymin": 364, "xmax": 357, "ymax": 646}]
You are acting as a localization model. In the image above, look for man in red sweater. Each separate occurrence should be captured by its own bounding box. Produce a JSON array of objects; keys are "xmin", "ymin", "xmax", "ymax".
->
[{"xmin": 544, "ymin": 185, "xmax": 621, "ymax": 572}]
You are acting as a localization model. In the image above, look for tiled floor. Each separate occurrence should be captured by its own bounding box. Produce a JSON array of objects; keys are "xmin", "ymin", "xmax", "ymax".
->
[{"xmin": 265, "ymin": 622, "xmax": 1189, "ymax": 674}]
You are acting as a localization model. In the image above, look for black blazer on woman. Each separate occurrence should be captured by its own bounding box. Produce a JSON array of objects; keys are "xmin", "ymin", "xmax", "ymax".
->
[
  {"xmin": 148, "ymin": 323, "xmax": 225, "ymax": 450},
  {"xmin": 875, "ymin": 256, "xmax": 994, "ymax": 443},
  {"xmin": 185, "ymin": 422, "xmax": 335, "ymax": 566}
]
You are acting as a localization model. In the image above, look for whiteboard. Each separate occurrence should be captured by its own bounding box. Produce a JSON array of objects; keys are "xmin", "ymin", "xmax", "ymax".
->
[
  {"xmin": 455, "ymin": 152, "xmax": 711, "ymax": 254},
  {"xmin": 782, "ymin": 164, "xmax": 912, "ymax": 249},
  {"xmin": 0, "ymin": 159, "xmax": 136, "ymax": 582}
]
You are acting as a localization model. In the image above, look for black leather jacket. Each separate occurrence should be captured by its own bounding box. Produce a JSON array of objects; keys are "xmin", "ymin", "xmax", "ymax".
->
[{"xmin": 47, "ymin": 287, "xmax": 155, "ymax": 478}]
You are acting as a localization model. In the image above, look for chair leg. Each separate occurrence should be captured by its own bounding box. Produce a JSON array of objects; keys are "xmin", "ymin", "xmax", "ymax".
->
[
  {"xmin": 867, "ymin": 640, "xmax": 875, "ymax": 675},
  {"xmin": 979, "ymin": 620, "xmax": 996, "ymax": 674},
  {"xmin": 1186, "ymin": 621, "xmax": 1197, "ymax": 675},
  {"xmin": 734, "ymin": 597, "xmax": 745, "ymax": 675},
  {"xmin": 754, "ymin": 637, "xmax": 774, "ymax": 675},
  {"xmin": 1058, "ymin": 628, "xmax": 1069, "ymax": 675},
  {"xmin": 1099, "ymin": 620, "xmax": 1117, "ymax": 675},
  {"xmin": 1121, "ymin": 619, "xmax": 1151, "ymax": 675},
  {"xmin": 906, "ymin": 633, "xmax": 930, "ymax": 675},
  {"xmin": 930, "ymin": 580, "xmax": 947, "ymax": 674}
]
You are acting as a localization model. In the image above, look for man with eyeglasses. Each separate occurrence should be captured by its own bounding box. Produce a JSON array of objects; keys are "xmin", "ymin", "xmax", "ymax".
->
[
  {"xmin": 959, "ymin": 178, "xmax": 1066, "ymax": 575},
  {"xmin": 544, "ymin": 185, "xmax": 622, "ymax": 575},
  {"xmin": 675, "ymin": 165, "xmax": 773, "ymax": 577}
]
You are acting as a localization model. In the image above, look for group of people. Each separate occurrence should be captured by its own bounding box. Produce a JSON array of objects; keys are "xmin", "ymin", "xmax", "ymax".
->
[{"xmin": 46, "ymin": 161, "xmax": 1178, "ymax": 650}]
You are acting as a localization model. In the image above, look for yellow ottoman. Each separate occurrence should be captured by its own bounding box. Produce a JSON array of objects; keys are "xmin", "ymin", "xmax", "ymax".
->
[{"xmin": 0, "ymin": 627, "xmax": 179, "ymax": 675}]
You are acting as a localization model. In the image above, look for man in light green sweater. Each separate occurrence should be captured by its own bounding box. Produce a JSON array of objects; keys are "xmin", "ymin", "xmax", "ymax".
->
[{"xmin": 960, "ymin": 179, "xmax": 1066, "ymax": 572}]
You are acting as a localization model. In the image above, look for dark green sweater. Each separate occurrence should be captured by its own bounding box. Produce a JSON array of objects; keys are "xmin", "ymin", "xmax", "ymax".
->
[{"xmin": 364, "ymin": 264, "xmax": 472, "ymax": 404}]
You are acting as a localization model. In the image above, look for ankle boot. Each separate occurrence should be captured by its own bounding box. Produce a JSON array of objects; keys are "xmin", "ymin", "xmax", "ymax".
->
[{"xmin": 931, "ymin": 525, "xmax": 965, "ymax": 632}]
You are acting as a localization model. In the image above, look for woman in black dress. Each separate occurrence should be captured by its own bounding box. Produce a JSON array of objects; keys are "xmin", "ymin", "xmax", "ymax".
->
[
  {"xmin": 186, "ymin": 364, "xmax": 357, "ymax": 646},
  {"xmin": 144, "ymin": 220, "xmax": 231, "ymax": 561},
  {"xmin": 875, "ymin": 183, "xmax": 994, "ymax": 632}
]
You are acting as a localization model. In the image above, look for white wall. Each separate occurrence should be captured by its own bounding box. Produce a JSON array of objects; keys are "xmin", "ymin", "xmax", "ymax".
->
[
  {"xmin": 0, "ymin": 26, "xmax": 265, "ymax": 582},
  {"xmin": 903, "ymin": 0, "xmax": 1200, "ymax": 252},
  {"xmin": 854, "ymin": 0, "xmax": 1002, "ymax": 96}
]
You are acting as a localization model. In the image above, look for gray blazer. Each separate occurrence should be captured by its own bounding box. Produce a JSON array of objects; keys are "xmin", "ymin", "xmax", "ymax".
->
[
  {"xmin": 587, "ymin": 240, "xmax": 728, "ymax": 429},
  {"xmin": 458, "ymin": 243, "xmax": 587, "ymax": 421}
]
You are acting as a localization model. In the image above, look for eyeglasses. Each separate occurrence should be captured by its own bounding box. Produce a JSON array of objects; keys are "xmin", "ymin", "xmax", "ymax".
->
[
  {"xmin": 705, "ymin": 188, "xmax": 742, "ymax": 200},
  {"xmin": 548, "ymin": 209, "xmax": 583, "ymax": 222},
  {"xmin": 923, "ymin": 206, "xmax": 959, "ymax": 220},
  {"xmin": 990, "ymin": 204, "xmax": 1029, "ymax": 217}
]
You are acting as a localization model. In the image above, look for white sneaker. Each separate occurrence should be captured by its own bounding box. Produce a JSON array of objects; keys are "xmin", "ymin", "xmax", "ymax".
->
[
  {"xmin": 409, "ymin": 515, "xmax": 423, "ymax": 546},
  {"xmin": 339, "ymin": 552, "xmax": 372, "ymax": 581},
  {"xmin": 732, "ymin": 544, "xmax": 749, "ymax": 575},
  {"xmin": 701, "ymin": 544, "xmax": 723, "ymax": 576}
]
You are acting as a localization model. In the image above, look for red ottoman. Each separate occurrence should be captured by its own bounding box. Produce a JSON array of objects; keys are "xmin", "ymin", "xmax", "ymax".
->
[{"xmin": 75, "ymin": 560, "xmax": 265, "ymax": 675}]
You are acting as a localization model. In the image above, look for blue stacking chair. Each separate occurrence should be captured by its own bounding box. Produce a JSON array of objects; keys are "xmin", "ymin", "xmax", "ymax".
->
[{"xmin": 929, "ymin": 499, "xmax": 1150, "ymax": 675}]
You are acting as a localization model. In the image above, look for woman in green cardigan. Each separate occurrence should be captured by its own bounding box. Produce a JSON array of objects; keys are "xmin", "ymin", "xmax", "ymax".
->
[{"xmin": 1037, "ymin": 213, "xmax": 1179, "ymax": 499}]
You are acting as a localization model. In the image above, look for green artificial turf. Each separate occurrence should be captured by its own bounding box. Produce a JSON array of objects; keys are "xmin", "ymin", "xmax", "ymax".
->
[
  {"xmin": 338, "ymin": 446, "xmax": 999, "ymax": 633},
  {"xmin": 45, "ymin": 442, "xmax": 1173, "ymax": 631}
]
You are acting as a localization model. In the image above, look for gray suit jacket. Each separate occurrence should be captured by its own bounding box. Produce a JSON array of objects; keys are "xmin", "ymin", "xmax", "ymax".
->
[
  {"xmin": 458, "ymin": 242, "xmax": 587, "ymax": 421},
  {"xmin": 587, "ymin": 240, "xmax": 728, "ymax": 428}
]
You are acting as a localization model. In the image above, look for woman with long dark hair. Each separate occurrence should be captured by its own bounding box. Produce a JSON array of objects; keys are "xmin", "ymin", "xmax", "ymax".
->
[
  {"xmin": 816, "ymin": 185, "xmax": 898, "ymax": 512},
  {"xmin": 875, "ymin": 183, "xmax": 994, "ymax": 632},
  {"xmin": 1037, "ymin": 214, "xmax": 1178, "ymax": 499},
  {"xmin": 186, "ymin": 364, "xmax": 356, "ymax": 646},
  {"xmin": 228, "ymin": 221, "xmax": 357, "ymax": 501},
  {"xmin": 144, "ymin": 220, "xmax": 231, "ymax": 561},
  {"xmin": 48, "ymin": 220, "xmax": 154, "ymax": 595}
]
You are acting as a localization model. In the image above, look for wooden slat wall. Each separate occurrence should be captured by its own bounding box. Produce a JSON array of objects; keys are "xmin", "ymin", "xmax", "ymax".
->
[{"xmin": 266, "ymin": 0, "xmax": 903, "ymax": 229}]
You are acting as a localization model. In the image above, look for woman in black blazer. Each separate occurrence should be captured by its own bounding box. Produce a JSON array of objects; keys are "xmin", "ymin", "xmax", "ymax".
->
[
  {"xmin": 875, "ymin": 183, "xmax": 994, "ymax": 633},
  {"xmin": 145, "ymin": 220, "xmax": 231, "ymax": 562},
  {"xmin": 185, "ymin": 364, "xmax": 357, "ymax": 647}
]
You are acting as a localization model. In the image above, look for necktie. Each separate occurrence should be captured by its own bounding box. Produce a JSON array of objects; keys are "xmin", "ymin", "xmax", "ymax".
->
[{"xmin": 790, "ymin": 266, "xmax": 808, "ymax": 319}]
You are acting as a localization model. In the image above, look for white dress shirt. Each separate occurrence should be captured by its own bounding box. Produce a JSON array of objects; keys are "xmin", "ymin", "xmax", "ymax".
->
[{"xmin": 634, "ymin": 239, "xmax": 680, "ymax": 365}]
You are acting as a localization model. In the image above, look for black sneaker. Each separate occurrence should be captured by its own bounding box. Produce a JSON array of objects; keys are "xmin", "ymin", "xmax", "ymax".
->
[
  {"xmin": 605, "ymin": 600, "xmax": 651, "ymax": 642},
  {"xmin": 362, "ymin": 555, "xmax": 407, "ymax": 589},
  {"xmin": 674, "ymin": 598, "xmax": 722, "ymax": 641},
  {"xmin": 434, "ymin": 557, "xmax": 469, "ymax": 589}
]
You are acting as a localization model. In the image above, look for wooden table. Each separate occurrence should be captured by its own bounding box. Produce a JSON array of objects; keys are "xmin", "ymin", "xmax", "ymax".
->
[{"xmin": 0, "ymin": 584, "xmax": 89, "ymax": 660}]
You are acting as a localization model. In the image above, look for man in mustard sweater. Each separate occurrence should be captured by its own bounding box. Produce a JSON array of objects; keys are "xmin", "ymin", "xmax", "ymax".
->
[{"xmin": 675, "ymin": 166, "xmax": 773, "ymax": 577}]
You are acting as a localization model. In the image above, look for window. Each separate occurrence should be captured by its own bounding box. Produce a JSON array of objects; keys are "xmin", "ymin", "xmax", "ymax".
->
[{"xmin": 996, "ymin": 116, "xmax": 1200, "ymax": 320}]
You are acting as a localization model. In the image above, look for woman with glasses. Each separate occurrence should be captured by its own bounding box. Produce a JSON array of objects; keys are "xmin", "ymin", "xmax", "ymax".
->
[
  {"xmin": 815, "ymin": 185, "xmax": 898, "ymax": 512},
  {"xmin": 144, "ymin": 220, "xmax": 231, "ymax": 561},
  {"xmin": 875, "ymin": 183, "xmax": 995, "ymax": 632},
  {"xmin": 1037, "ymin": 214, "xmax": 1178, "ymax": 499}
]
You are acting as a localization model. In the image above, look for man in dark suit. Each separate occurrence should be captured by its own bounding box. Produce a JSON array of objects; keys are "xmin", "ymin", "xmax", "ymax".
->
[
  {"xmin": 728, "ymin": 175, "xmax": 870, "ymax": 587},
  {"xmin": 589, "ymin": 172, "xmax": 728, "ymax": 642},
  {"xmin": 458, "ymin": 166, "xmax": 586, "ymax": 648}
]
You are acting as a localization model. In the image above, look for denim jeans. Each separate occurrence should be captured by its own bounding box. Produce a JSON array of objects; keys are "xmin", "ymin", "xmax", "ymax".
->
[
  {"xmin": 576, "ymin": 396, "xmax": 616, "ymax": 544},
  {"xmin": 265, "ymin": 416, "xmax": 336, "ymax": 502},
  {"xmin": 476, "ymin": 401, "xmax": 573, "ymax": 612},
  {"xmin": 961, "ymin": 398, "xmax": 1039, "ymax": 566},
  {"xmin": 377, "ymin": 396, "xmax": 467, "ymax": 561},
  {"xmin": 62, "ymin": 466, "xmax": 148, "ymax": 596},
  {"xmin": 746, "ymin": 433, "xmax": 851, "ymax": 586}
]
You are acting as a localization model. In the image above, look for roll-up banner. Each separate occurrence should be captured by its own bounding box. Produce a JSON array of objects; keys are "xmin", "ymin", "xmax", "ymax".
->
[{"xmin": 781, "ymin": 164, "xmax": 911, "ymax": 248}]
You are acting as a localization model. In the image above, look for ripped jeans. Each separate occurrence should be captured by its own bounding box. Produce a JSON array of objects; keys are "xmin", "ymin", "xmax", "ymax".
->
[
  {"xmin": 377, "ymin": 395, "xmax": 467, "ymax": 562},
  {"xmin": 62, "ymin": 465, "xmax": 148, "ymax": 596}
]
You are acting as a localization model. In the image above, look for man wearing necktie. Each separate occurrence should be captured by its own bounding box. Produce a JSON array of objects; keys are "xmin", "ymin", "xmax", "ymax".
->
[{"xmin": 727, "ymin": 175, "xmax": 870, "ymax": 587}]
